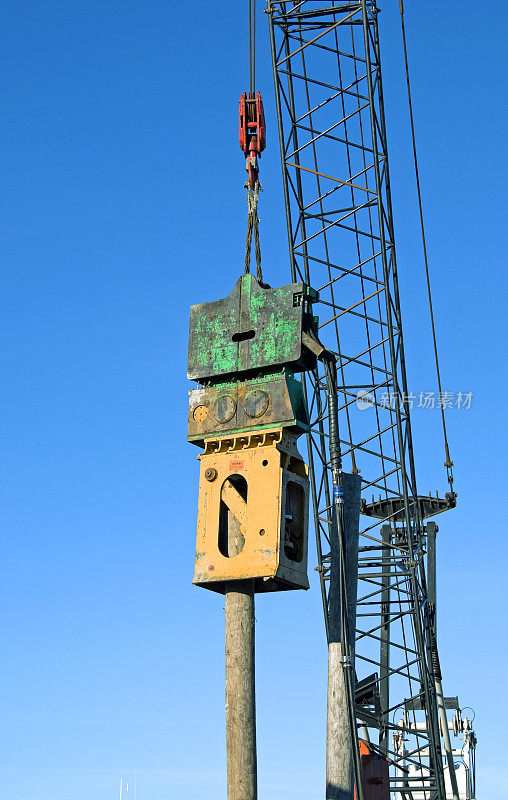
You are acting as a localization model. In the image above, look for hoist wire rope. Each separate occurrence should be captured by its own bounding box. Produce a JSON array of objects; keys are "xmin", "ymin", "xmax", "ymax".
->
[
  {"xmin": 244, "ymin": 0, "xmax": 263, "ymax": 283},
  {"xmin": 244, "ymin": 183, "xmax": 263, "ymax": 284},
  {"xmin": 396, "ymin": 1, "xmax": 460, "ymax": 776},
  {"xmin": 398, "ymin": 0, "xmax": 454, "ymax": 492},
  {"xmin": 249, "ymin": 0, "xmax": 256, "ymax": 96},
  {"xmin": 252, "ymin": 0, "xmax": 256, "ymax": 97}
]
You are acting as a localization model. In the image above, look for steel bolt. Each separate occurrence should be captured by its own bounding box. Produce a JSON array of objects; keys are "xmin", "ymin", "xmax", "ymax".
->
[{"xmin": 204, "ymin": 467, "xmax": 218, "ymax": 482}]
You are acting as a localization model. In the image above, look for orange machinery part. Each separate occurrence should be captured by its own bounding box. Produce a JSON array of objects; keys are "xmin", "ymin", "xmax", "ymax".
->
[{"xmin": 354, "ymin": 739, "xmax": 390, "ymax": 800}]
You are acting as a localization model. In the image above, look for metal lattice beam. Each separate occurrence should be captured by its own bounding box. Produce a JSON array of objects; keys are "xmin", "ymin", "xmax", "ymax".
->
[{"xmin": 268, "ymin": 2, "xmax": 447, "ymax": 797}]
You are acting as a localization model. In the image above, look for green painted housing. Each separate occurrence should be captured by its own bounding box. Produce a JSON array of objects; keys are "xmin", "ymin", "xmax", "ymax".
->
[{"xmin": 187, "ymin": 273, "xmax": 319, "ymax": 382}]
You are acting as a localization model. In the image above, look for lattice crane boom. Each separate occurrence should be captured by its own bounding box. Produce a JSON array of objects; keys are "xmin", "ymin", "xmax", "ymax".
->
[{"xmin": 267, "ymin": 2, "xmax": 459, "ymax": 797}]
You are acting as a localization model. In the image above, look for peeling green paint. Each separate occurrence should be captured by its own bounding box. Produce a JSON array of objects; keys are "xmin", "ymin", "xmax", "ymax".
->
[{"xmin": 187, "ymin": 273, "xmax": 318, "ymax": 381}]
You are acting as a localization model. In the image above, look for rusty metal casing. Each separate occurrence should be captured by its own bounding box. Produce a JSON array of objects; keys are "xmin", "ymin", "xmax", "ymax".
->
[{"xmin": 188, "ymin": 371, "xmax": 308, "ymax": 445}]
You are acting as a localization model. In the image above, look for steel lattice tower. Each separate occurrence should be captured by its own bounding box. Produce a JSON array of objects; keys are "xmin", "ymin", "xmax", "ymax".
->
[{"xmin": 267, "ymin": 2, "xmax": 453, "ymax": 797}]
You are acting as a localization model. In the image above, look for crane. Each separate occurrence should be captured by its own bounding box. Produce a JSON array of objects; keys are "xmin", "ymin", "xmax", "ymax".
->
[
  {"xmin": 186, "ymin": 2, "xmax": 477, "ymax": 799},
  {"xmin": 267, "ymin": 1, "xmax": 474, "ymax": 798}
]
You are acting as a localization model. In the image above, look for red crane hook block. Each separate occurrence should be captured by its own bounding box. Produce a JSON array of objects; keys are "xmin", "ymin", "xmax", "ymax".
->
[{"xmin": 239, "ymin": 91, "xmax": 266, "ymax": 188}]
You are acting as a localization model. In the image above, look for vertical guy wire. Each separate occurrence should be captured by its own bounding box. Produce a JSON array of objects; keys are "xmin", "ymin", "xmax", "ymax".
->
[{"xmin": 398, "ymin": 0, "xmax": 454, "ymax": 489}]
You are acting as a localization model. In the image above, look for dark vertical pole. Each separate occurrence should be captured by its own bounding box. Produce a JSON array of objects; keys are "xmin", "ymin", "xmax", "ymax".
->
[
  {"xmin": 379, "ymin": 524, "xmax": 391, "ymax": 754},
  {"xmin": 427, "ymin": 521, "xmax": 437, "ymax": 633}
]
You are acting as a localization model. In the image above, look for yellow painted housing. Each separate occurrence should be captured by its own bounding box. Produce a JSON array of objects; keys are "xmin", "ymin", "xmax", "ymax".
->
[{"xmin": 193, "ymin": 427, "xmax": 309, "ymax": 593}]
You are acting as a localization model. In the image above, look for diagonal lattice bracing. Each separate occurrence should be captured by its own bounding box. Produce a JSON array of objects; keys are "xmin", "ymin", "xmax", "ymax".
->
[{"xmin": 268, "ymin": 2, "xmax": 448, "ymax": 797}]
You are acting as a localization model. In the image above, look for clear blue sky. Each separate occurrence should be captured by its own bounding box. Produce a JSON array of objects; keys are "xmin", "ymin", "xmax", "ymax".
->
[{"xmin": 1, "ymin": 2, "xmax": 506, "ymax": 798}]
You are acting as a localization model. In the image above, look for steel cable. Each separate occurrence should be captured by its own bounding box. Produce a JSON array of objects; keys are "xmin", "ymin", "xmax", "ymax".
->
[
  {"xmin": 248, "ymin": 0, "xmax": 256, "ymax": 96},
  {"xmin": 248, "ymin": 0, "xmax": 252, "ymax": 95},
  {"xmin": 245, "ymin": 2, "xmax": 262, "ymax": 283},
  {"xmin": 398, "ymin": 0, "xmax": 455, "ymax": 493},
  {"xmin": 244, "ymin": 182, "xmax": 263, "ymax": 284}
]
